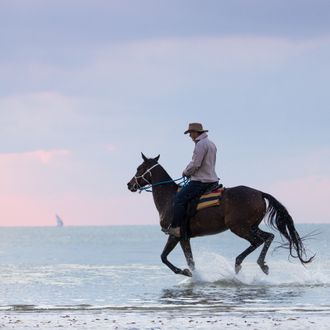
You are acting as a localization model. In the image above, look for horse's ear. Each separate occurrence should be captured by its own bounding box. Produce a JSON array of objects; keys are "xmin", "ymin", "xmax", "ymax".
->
[
  {"xmin": 141, "ymin": 152, "xmax": 148, "ymax": 162},
  {"xmin": 154, "ymin": 155, "xmax": 160, "ymax": 162}
]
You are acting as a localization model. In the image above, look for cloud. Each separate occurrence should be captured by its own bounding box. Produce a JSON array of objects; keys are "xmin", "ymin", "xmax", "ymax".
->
[
  {"xmin": 224, "ymin": 146, "xmax": 330, "ymax": 224},
  {"xmin": 0, "ymin": 91, "xmax": 80, "ymax": 129},
  {"xmin": 0, "ymin": 149, "xmax": 71, "ymax": 164},
  {"xmin": 0, "ymin": 190, "xmax": 158, "ymax": 227},
  {"xmin": 83, "ymin": 35, "xmax": 330, "ymax": 74},
  {"xmin": 0, "ymin": 91, "xmax": 94, "ymax": 152},
  {"xmin": 2, "ymin": 0, "xmax": 330, "ymax": 52},
  {"xmin": 77, "ymin": 36, "xmax": 324, "ymax": 99},
  {"xmin": 105, "ymin": 144, "xmax": 117, "ymax": 152},
  {"xmin": 267, "ymin": 175, "xmax": 330, "ymax": 223},
  {"xmin": 271, "ymin": 147, "xmax": 330, "ymax": 181},
  {"xmin": 0, "ymin": 148, "xmax": 73, "ymax": 196},
  {"xmin": 3, "ymin": 35, "xmax": 330, "ymax": 99},
  {"xmin": 0, "ymin": 34, "xmax": 329, "ymax": 226}
]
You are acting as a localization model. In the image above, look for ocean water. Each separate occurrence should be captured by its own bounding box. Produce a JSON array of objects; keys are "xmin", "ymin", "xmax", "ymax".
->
[{"xmin": 0, "ymin": 224, "xmax": 329, "ymax": 318}]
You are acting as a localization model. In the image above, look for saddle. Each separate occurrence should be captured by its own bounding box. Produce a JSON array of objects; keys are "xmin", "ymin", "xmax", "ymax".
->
[
  {"xmin": 180, "ymin": 184, "xmax": 225, "ymax": 239},
  {"xmin": 196, "ymin": 184, "xmax": 224, "ymax": 211},
  {"xmin": 177, "ymin": 183, "xmax": 225, "ymax": 212}
]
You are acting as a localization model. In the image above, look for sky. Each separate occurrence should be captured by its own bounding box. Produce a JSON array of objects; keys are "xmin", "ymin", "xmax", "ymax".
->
[{"xmin": 0, "ymin": 0, "xmax": 329, "ymax": 226}]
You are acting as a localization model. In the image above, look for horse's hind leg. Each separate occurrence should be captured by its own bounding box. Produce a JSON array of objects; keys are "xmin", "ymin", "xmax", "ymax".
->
[
  {"xmin": 232, "ymin": 227, "xmax": 264, "ymax": 274},
  {"xmin": 255, "ymin": 228, "xmax": 274, "ymax": 275},
  {"xmin": 233, "ymin": 226, "xmax": 274, "ymax": 275}
]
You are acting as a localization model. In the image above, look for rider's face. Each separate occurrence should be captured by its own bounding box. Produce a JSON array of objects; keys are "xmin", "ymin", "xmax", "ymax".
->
[{"xmin": 189, "ymin": 131, "xmax": 200, "ymax": 141}]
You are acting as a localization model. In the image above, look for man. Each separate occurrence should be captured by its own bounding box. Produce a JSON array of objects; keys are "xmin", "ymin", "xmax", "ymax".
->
[{"xmin": 168, "ymin": 123, "xmax": 219, "ymax": 238}]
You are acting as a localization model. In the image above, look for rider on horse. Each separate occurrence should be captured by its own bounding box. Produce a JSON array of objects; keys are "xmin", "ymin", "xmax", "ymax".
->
[{"xmin": 168, "ymin": 123, "xmax": 219, "ymax": 237}]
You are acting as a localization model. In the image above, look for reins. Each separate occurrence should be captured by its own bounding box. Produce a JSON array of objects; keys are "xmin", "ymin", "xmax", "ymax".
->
[{"xmin": 138, "ymin": 176, "xmax": 189, "ymax": 193}]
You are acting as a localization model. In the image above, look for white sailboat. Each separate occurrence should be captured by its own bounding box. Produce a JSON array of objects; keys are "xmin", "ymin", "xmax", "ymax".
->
[{"xmin": 56, "ymin": 214, "xmax": 64, "ymax": 227}]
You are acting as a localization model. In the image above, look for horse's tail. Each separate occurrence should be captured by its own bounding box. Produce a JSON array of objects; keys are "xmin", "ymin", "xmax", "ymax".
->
[{"xmin": 262, "ymin": 192, "xmax": 314, "ymax": 264}]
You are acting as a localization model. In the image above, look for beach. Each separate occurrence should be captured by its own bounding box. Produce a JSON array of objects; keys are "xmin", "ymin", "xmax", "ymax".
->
[{"xmin": 2, "ymin": 310, "xmax": 330, "ymax": 329}]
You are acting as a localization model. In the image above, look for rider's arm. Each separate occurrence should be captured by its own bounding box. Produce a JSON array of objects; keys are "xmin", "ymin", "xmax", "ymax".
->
[{"xmin": 183, "ymin": 141, "xmax": 207, "ymax": 177}]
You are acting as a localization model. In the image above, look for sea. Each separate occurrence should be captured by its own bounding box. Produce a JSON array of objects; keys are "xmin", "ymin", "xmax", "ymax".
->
[{"xmin": 0, "ymin": 224, "xmax": 329, "ymax": 328}]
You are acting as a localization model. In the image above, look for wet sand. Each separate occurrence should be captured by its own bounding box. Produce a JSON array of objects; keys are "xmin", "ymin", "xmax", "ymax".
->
[{"xmin": 1, "ymin": 311, "xmax": 329, "ymax": 329}]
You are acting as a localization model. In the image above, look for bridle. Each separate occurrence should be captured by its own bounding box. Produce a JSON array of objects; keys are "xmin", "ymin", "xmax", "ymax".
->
[
  {"xmin": 134, "ymin": 163, "xmax": 160, "ymax": 189},
  {"xmin": 131, "ymin": 163, "xmax": 189, "ymax": 193}
]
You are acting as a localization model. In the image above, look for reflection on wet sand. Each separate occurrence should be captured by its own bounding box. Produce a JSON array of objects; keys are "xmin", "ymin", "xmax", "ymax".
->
[{"xmin": 160, "ymin": 282, "xmax": 304, "ymax": 313}]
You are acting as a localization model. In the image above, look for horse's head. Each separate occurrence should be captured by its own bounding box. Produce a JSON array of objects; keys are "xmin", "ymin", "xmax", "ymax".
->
[{"xmin": 127, "ymin": 153, "xmax": 160, "ymax": 192}]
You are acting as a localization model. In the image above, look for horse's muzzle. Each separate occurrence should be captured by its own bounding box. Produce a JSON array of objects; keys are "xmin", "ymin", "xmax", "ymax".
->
[{"xmin": 127, "ymin": 182, "xmax": 138, "ymax": 192}]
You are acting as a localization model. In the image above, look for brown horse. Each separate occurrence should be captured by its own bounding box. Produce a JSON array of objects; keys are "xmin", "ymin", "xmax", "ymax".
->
[{"xmin": 127, "ymin": 153, "xmax": 313, "ymax": 277}]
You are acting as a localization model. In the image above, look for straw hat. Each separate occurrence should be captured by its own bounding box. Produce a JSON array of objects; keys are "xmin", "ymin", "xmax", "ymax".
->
[{"xmin": 184, "ymin": 123, "xmax": 208, "ymax": 134}]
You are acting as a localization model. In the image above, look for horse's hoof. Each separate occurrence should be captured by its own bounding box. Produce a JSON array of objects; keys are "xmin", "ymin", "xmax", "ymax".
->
[
  {"xmin": 261, "ymin": 265, "xmax": 269, "ymax": 275},
  {"xmin": 235, "ymin": 264, "xmax": 242, "ymax": 274},
  {"xmin": 181, "ymin": 268, "xmax": 192, "ymax": 277},
  {"xmin": 257, "ymin": 261, "xmax": 269, "ymax": 275}
]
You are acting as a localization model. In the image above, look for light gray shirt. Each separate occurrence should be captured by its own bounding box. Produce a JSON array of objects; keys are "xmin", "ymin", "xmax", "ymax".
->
[{"xmin": 183, "ymin": 133, "xmax": 219, "ymax": 183}]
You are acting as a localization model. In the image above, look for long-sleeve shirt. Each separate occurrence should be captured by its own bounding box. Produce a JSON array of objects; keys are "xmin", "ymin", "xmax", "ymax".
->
[{"xmin": 183, "ymin": 133, "xmax": 219, "ymax": 183}]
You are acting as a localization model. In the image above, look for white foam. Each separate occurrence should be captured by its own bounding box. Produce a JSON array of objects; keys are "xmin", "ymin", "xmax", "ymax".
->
[{"xmin": 183, "ymin": 251, "xmax": 330, "ymax": 287}]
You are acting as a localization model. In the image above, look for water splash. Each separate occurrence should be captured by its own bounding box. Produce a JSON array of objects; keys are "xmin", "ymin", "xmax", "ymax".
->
[{"xmin": 182, "ymin": 251, "xmax": 330, "ymax": 287}]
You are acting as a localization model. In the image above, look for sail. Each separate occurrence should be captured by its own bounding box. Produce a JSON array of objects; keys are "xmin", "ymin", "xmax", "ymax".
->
[{"xmin": 56, "ymin": 214, "xmax": 64, "ymax": 227}]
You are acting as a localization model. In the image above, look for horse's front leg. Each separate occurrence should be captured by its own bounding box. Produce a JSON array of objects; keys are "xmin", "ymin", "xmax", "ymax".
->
[
  {"xmin": 161, "ymin": 236, "xmax": 191, "ymax": 277},
  {"xmin": 180, "ymin": 239, "xmax": 194, "ymax": 276}
]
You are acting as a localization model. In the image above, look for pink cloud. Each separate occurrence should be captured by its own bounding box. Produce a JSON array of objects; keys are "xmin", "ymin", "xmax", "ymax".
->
[
  {"xmin": 0, "ymin": 149, "xmax": 71, "ymax": 165},
  {"xmin": 267, "ymin": 175, "xmax": 330, "ymax": 223},
  {"xmin": 1, "ymin": 146, "xmax": 328, "ymax": 226},
  {"xmin": 0, "ymin": 147, "xmax": 159, "ymax": 227},
  {"xmin": 105, "ymin": 144, "xmax": 117, "ymax": 152},
  {"xmin": 0, "ymin": 192, "xmax": 157, "ymax": 227},
  {"xmin": 0, "ymin": 149, "xmax": 73, "ymax": 198}
]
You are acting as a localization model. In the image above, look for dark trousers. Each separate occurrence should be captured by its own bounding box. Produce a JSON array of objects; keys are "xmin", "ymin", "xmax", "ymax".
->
[{"xmin": 172, "ymin": 181, "xmax": 216, "ymax": 227}]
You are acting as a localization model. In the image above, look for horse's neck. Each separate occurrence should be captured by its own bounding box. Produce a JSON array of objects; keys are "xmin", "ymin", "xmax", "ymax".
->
[{"xmin": 151, "ymin": 167, "xmax": 177, "ymax": 227}]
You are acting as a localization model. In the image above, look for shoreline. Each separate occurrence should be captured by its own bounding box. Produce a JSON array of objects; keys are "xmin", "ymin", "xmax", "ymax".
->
[{"xmin": 1, "ymin": 310, "xmax": 330, "ymax": 329}]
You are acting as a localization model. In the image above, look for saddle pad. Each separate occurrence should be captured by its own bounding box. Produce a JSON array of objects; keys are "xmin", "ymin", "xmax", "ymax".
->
[{"xmin": 196, "ymin": 187, "xmax": 224, "ymax": 211}]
